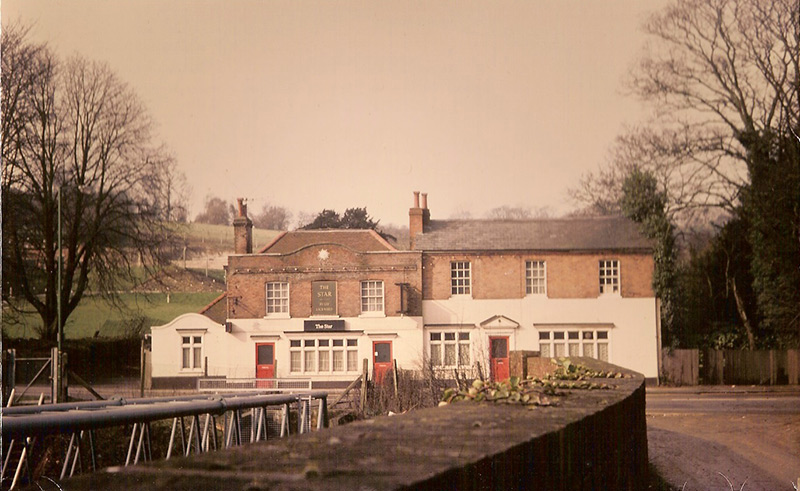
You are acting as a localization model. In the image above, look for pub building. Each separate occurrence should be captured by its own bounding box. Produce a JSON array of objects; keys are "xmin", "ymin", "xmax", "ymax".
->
[{"xmin": 150, "ymin": 193, "xmax": 660, "ymax": 388}]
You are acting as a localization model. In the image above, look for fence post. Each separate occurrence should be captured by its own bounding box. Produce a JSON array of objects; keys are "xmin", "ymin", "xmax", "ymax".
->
[
  {"xmin": 140, "ymin": 339, "xmax": 146, "ymax": 398},
  {"xmin": 360, "ymin": 358, "xmax": 369, "ymax": 415},
  {"xmin": 2, "ymin": 349, "xmax": 15, "ymax": 404},
  {"xmin": 51, "ymin": 347, "xmax": 61, "ymax": 403}
]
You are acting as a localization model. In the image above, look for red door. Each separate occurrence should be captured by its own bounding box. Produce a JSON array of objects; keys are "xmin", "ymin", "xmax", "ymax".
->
[
  {"xmin": 373, "ymin": 341, "xmax": 393, "ymax": 385},
  {"xmin": 490, "ymin": 336, "xmax": 509, "ymax": 382},
  {"xmin": 255, "ymin": 343, "xmax": 275, "ymax": 388}
]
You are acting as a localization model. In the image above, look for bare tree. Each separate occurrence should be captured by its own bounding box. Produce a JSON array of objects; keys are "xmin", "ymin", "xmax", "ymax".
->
[
  {"xmin": 2, "ymin": 28, "xmax": 179, "ymax": 341},
  {"xmin": 572, "ymin": 0, "xmax": 798, "ymax": 223},
  {"xmin": 148, "ymin": 149, "xmax": 191, "ymax": 223},
  {"xmin": 485, "ymin": 205, "xmax": 553, "ymax": 220},
  {"xmin": 252, "ymin": 202, "xmax": 292, "ymax": 230},
  {"xmin": 194, "ymin": 195, "xmax": 232, "ymax": 225}
]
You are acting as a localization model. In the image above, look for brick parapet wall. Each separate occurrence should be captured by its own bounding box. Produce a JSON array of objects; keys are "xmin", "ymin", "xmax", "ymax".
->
[
  {"xmin": 423, "ymin": 251, "xmax": 654, "ymax": 300},
  {"xmin": 62, "ymin": 359, "xmax": 648, "ymax": 490},
  {"xmin": 227, "ymin": 246, "xmax": 423, "ymax": 318}
]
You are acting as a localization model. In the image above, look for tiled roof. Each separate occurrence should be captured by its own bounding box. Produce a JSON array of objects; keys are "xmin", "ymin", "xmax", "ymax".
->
[
  {"xmin": 199, "ymin": 293, "xmax": 226, "ymax": 323},
  {"xmin": 413, "ymin": 216, "xmax": 653, "ymax": 252},
  {"xmin": 259, "ymin": 229, "xmax": 396, "ymax": 254}
]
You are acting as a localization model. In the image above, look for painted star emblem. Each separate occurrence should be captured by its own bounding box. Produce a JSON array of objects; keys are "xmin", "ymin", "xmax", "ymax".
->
[{"xmin": 318, "ymin": 249, "xmax": 330, "ymax": 261}]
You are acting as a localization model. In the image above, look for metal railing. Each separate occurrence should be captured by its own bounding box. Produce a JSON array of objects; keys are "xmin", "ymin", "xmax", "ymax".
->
[
  {"xmin": 1, "ymin": 391, "xmax": 327, "ymax": 490},
  {"xmin": 197, "ymin": 377, "xmax": 312, "ymax": 392}
]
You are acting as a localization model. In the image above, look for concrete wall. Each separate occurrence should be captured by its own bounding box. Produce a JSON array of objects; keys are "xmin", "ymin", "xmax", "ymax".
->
[{"xmin": 63, "ymin": 358, "xmax": 649, "ymax": 490}]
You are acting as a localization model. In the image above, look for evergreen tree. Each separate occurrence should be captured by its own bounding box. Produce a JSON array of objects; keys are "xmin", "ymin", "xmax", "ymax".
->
[{"xmin": 620, "ymin": 168, "xmax": 679, "ymax": 346}]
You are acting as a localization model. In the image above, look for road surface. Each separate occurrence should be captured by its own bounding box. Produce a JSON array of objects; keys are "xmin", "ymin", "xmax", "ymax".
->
[{"xmin": 647, "ymin": 387, "xmax": 800, "ymax": 491}]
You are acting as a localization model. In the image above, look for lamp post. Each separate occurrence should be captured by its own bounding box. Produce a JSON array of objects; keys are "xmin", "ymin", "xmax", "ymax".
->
[
  {"xmin": 56, "ymin": 186, "xmax": 64, "ymax": 402},
  {"xmin": 57, "ymin": 186, "xmax": 62, "ymax": 354}
]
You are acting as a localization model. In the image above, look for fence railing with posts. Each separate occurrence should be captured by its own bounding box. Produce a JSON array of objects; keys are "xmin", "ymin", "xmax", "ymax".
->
[
  {"xmin": 1, "ymin": 391, "xmax": 328, "ymax": 490},
  {"xmin": 197, "ymin": 377, "xmax": 312, "ymax": 393}
]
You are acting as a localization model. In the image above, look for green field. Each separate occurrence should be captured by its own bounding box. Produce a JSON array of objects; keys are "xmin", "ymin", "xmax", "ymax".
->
[
  {"xmin": 2, "ymin": 222, "xmax": 281, "ymax": 340},
  {"xmin": 2, "ymin": 291, "xmax": 222, "ymax": 340},
  {"xmin": 183, "ymin": 222, "xmax": 282, "ymax": 254}
]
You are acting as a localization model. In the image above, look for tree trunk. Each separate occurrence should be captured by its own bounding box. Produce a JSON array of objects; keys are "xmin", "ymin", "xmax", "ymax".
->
[{"xmin": 731, "ymin": 279, "xmax": 756, "ymax": 350}]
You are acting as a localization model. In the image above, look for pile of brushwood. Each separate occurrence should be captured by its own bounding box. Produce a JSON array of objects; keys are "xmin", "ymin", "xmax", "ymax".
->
[{"xmin": 440, "ymin": 358, "xmax": 630, "ymax": 408}]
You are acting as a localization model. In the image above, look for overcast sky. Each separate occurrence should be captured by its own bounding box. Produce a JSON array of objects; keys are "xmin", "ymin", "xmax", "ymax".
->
[{"xmin": 3, "ymin": 0, "xmax": 665, "ymax": 227}]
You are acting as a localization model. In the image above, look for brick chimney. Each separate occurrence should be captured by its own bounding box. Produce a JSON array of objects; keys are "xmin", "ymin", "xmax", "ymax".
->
[
  {"xmin": 233, "ymin": 198, "xmax": 253, "ymax": 254},
  {"xmin": 409, "ymin": 191, "xmax": 430, "ymax": 250}
]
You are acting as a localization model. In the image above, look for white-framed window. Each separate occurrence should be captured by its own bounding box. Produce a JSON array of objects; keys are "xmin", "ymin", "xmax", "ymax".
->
[
  {"xmin": 181, "ymin": 335, "xmax": 203, "ymax": 371},
  {"xmin": 451, "ymin": 261, "xmax": 471, "ymax": 295},
  {"xmin": 266, "ymin": 281, "xmax": 289, "ymax": 316},
  {"xmin": 429, "ymin": 331, "xmax": 471, "ymax": 368},
  {"xmin": 538, "ymin": 329, "xmax": 610, "ymax": 362},
  {"xmin": 599, "ymin": 259, "xmax": 620, "ymax": 295},
  {"xmin": 360, "ymin": 280, "xmax": 384, "ymax": 314},
  {"xmin": 289, "ymin": 338, "xmax": 359, "ymax": 374},
  {"xmin": 525, "ymin": 260, "xmax": 546, "ymax": 295}
]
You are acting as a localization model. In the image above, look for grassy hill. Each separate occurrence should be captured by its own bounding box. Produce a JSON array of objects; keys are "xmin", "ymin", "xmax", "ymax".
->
[
  {"xmin": 3, "ymin": 290, "xmax": 222, "ymax": 339},
  {"xmin": 3, "ymin": 223, "xmax": 283, "ymax": 340},
  {"xmin": 181, "ymin": 222, "xmax": 282, "ymax": 256}
]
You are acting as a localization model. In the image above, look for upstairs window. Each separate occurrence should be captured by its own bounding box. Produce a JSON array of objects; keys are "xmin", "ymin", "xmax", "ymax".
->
[
  {"xmin": 360, "ymin": 280, "xmax": 384, "ymax": 314},
  {"xmin": 451, "ymin": 261, "xmax": 471, "ymax": 295},
  {"xmin": 599, "ymin": 260, "xmax": 620, "ymax": 295},
  {"xmin": 266, "ymin": 282, "xmax": 289, "ymax": 315},
  {"xmin": 525, "ymin": 260, "xmax": 546, "ymax": 295}
]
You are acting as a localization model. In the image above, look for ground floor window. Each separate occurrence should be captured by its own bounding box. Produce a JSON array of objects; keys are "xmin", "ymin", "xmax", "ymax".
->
[
  {"xmin": 289, "ymin": 338, "xmax": 359, "ymax": 374},
  {"xmin": 538, "ymin": 329, "xmax": 609, "ymax": 362},
  {"xmin": 429, "ymin": 331, "xmax": 471, "ymax": 368},
  {"xmin": 181, "ymin": 335, "xmax": 203, "ymax": 370}
]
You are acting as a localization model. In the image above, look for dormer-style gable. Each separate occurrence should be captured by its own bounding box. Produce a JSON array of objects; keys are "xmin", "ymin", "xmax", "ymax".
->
[
  {"xmin": 480, "ymin": 315, "xmax": 521, "ymax": 330},
  {"xmin": 258, "ymin": 229, "xmax": 396, "ymax": 255}
]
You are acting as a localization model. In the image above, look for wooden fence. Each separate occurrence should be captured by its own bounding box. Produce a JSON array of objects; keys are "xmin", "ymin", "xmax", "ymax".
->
[{"xmin": 661, "ymin": 349, "xmax": 800, "ymax": 386}]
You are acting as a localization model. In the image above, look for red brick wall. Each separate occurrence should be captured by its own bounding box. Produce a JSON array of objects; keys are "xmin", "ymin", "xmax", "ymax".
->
[
  {"xmin": 227, "ymin": 245, "xmax": 422, "ymax": 319},
  {"xmin": 422, "ymin": 251, "xmax": 654, "ymax": 300}
]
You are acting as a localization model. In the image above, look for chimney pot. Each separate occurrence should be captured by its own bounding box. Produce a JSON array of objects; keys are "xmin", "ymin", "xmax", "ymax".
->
[
  {"xmin": 421, "ymin": 193, "xmax": 428, "ymax": 210},
  {"xmin": 413, "ymin": 191, "xmax": 420, "ymax": 208},
  {"xmin": 233, "ymin": 197, "xmax": 253, "ymax": 254}
]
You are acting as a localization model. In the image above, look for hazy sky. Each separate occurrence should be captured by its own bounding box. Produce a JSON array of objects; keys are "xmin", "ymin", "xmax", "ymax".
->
[{"xmin": 3, "ymin": 0, "xmax": 665, "ymax": 227}]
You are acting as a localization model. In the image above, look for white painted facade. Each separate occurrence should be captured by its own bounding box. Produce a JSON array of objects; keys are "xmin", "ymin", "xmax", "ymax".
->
[
  {"xmin": 422, "ymin": 295, "xmax": 659, "ymax": 378},
  {"xmin": 151, "ymin": 313, "xmax": 424, "ymax": 383}
]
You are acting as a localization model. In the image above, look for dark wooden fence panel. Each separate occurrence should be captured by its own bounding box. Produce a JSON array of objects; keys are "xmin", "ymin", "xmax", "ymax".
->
[
  {"xmin": 789, "ymin": 350, "xmax": 799, "ymax": 385},
  {"xmin": 661, "ymin": 349, "xmax": 699, "ymax": 385},
  {"xmin": 669, "ymin": 349, "xmax": 799, "ymax": 386},
  {"xmin": 701, "ymin": 349, "xmax": 724, "ymax": 384}
]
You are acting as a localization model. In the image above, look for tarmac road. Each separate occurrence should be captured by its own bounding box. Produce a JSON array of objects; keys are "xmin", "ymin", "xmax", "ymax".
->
[{"xmin": 646, "ymin": 387, "xmax": 800, "ymax": 491}]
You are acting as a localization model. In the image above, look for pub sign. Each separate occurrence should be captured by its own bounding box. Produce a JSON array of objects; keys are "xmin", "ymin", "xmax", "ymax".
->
[
  {"xmin": 312, "ymin": 281, "xmax": 337, "ymax": 315},
  {"xmin": 303, "ymin": 319, "xmax": 345, "ymax": 332}
]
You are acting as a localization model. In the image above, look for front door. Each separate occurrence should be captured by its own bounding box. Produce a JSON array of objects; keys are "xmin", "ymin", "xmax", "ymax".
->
[
  {"xmin": 373, "ymin": 341, "xmax": 393, "ymax": 385},
  {"xmin": 255, "ymin": 343, "xmax": 275, "ymax": 387},
  {"xmin": 490, "ymin": 336, "xmax": 509, "ymax": 382}
]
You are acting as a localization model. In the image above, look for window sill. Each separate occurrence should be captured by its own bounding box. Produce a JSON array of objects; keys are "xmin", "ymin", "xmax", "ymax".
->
[
  {"xmin": 264, "ymin": 313, "xmax": 290, "ymax": 319},
  {"xmin": 359, "ymin": 311, "xmax": 386, "ymax": 318}
]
